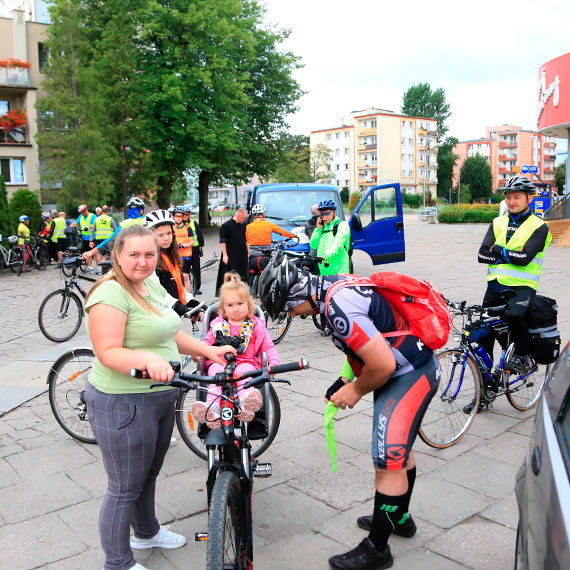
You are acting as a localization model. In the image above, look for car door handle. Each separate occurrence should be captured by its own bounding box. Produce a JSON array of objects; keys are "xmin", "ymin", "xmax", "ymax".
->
[
  {"xmin": 395, "ymin": 221, "xmax": 404, "ymax": 231},
  {"xmin": 531, "ymin": 446, "xmax": 542, "ymax": 475}
]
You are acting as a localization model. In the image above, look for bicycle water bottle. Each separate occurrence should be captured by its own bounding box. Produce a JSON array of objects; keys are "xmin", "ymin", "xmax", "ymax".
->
[{"xmin": 474, "ymin": 346, "xmax": 492, "ymax": 369}]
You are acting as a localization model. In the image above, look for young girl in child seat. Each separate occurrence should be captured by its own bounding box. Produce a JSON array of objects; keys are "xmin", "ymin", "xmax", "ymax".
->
[{"xmin": 192, "ymin": 273, "xmax": 279, "ymax": 428}]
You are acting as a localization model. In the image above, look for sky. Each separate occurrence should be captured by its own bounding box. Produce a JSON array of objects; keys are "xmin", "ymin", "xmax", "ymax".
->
[{"xmin": 261, "ymin": 0, "xmax": 570, "ymax": 151}]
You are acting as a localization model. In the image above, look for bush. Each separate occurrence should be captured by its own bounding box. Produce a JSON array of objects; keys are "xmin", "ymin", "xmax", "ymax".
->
[
  {"xmin": 438, "ymin": 204, "xmax": 499, "ymax": 224},
  {"xmin": 489, "ymin": 193, "xmax": 503, "ymax": 204},
  {"xmin": 9, "ymin": 188, "xmax": 42, "ymax": 231},
  {"xmin": 348, "ymin": 191, "xmax": 362, "ymax": 212},
  {"xmin": 0, "ymin": 175, "xmax": 14, "ymax": 237},
  {"xmin": 340, "ymin": 187, "xmax": 349, "ymax": 203},
  {"xmin": 402, "ymin": 193, "xmax": 422, "ymax": 208}
]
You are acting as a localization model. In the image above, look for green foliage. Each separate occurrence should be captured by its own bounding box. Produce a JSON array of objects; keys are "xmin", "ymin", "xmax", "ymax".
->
[
  {"xmin": 460, "ymin": 156, "xmax": 493, "ymax": 202},
  {"xmin": 489, "ymin": 193, "xmax": 503, "ymax": 204},
  {"xmin": 438, "ymin": 204, "xmax": 499, "ymax": 224},
  {"xmin": 348, "ymin": 192, "xmax": 362, "ymax": 212},
  {"xmin": 271, "ymin": 133, "xmax": 311, "ymax": 183},
  {"xmin": 401, "ymin": 83, "xmax": 451, "ymax": 141},
  {"xmin": 402, "ymin": 192, "xmax": 422, "ymax": 208},
  {"xmin": 310, "ymin": 144, "xmax": 334, "ymax": 183},
  {"xmin": 437, "ymin": 137, "xmax": 458, "ymax": 197},
  {"xmin": 555, "ymin": 161, "xmax": 566, "ymax": 194},
  {"xmin": 0, "ymin": 175, "xmax": 13, "ymax": 236},
  {"xmin": 458, "ymin": 183, "xmax": 472, "ymax": 204},
  {"xmin": 9, "ymin": 189, "xmax": 43, "ymax": 230},
  {"xmin": 340, "ymin": 187, "xmax": 350, "ymax": 203}
]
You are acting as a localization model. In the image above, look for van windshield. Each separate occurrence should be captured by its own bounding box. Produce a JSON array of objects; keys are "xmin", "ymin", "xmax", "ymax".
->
[{"xmin": 256, "ymin": 190, "xmax": 341, "ymax": 227}]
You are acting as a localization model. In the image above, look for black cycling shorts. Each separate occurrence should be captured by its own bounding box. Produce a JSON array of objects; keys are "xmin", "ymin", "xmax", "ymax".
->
[{"xmin": 372, "ymin": 354, "xmax": 439, "ymax": 470}]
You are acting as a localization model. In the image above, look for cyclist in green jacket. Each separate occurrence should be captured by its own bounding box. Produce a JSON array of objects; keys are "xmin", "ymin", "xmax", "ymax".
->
[{"xmin": 309, "ymin": 199, "xmax": 351, "ymax": 275}]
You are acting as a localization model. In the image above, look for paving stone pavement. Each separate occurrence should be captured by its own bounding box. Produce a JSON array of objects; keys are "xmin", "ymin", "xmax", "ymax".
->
[{"xmin": 0, "ymin": 215, "xmax": 568, "ymax": 569}]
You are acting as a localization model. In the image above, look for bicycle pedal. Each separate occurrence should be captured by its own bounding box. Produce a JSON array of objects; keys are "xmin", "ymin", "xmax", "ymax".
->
[
  {"xmin": 253, "ymin": 462, "xmax": 272, "ymax": 478},
  {"xmin": 195, "ymin": 532, "xmax": 208, "ymax": 542}
]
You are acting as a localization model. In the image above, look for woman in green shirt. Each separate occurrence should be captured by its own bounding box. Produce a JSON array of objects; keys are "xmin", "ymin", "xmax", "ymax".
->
[{"xmin": 84, "ymin": 224, "xmax": 232, "ymax": 570}]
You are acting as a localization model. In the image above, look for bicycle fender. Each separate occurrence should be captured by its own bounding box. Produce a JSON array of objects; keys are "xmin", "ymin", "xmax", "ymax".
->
[
  {"xmin": 47, "ymin": 347, "xmax": 93, "ymax": 384},
  {"xmin": 204, "ymin": 429, "xmax": 230, "ymax": 446}
]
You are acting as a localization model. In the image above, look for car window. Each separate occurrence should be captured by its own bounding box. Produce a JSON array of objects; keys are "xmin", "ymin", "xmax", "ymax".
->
[{"xmin": 357, "ymin": 187, "xmax": 398, "ymax": 229}]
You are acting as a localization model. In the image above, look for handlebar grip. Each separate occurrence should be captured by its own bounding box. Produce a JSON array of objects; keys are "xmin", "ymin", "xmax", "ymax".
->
[{"xmin": 268, "ymin": 358, "xmax": 309, "ymax": 375}]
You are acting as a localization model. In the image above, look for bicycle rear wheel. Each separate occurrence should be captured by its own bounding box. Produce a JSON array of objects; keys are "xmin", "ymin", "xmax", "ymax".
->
[
  {"xmin": 38, "ymin": 289, "xmax": 84, "ymax": 343},
  {"xmin": 419, "ymin": 348, "xmax": 481, "ymax": 448},
  {"xmin": 504, "ymin": 345, "xmax": 549, "ymax": 410},
  {"xmin": 35, "ymin": 244, "xmax": 49, "ymax": 270},
  {"xmin": 176, "ymin": 384, "xmax": 281, "ymax": 460},
  {"xmin": 265, "ymin": 312, "xmax": 292, "ymax": 344},
  {"xmin": 9, "ymin": 249, "xmax": 22, "ymax": 273},
  {"xmin": 48, "ymin": 348, "xmax": 96, "ymax": 444},
  {"xmin": 207, "ymin": 470, "xmax": 246, "ymax": 570}
]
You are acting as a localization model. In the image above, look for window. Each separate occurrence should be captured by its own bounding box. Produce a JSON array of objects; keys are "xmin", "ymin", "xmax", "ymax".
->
[
  {"xmin": 335, "ymin": 149, "xmax": 340, "ymax": 156},
  {"xmin": 336, "ymin": 164, "xmax": 340, "ymax": 171},
  {"xmin": 0, "ymin": 100, "xmax": 9, "ymax": 114},
  {"xmin": 371, "ymin": 120, "xmax": 377, "ymax": 128},
  {"xmin": 401, "ymin": 169, "xmax": 406, "ymax": 177},
  {"xmin": 344, "ymin": 148, "xmax": 348, "ymax": 155},
  {"xmin": 336, "ymin": 132, "xmax": 340, "ymax": 139},
  {"xmin": 358, "ymin": 187, "xmax": 397, "ymax": 229},
  {"xmin": 345, "ymin": 132, "xmax": 349, "ymax": 138},
  {"xmin": 344, "ymin": 164, "xmax": 348, "ymax": 170},
  {"xmin": 327, "ymin": 134, "xmax": 331, "ymax": 141},
  {"xmin": 38, "ymin": 43, "xmax": 49, "ymax": 72},
  {"xmin": 0, "ymin": 158, "xmax": 24, "ymax": 183}
]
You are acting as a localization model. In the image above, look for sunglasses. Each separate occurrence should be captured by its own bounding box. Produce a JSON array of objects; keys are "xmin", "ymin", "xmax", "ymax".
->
[{"xmin": 319, "ymin": 210, "xmax": 334, "ymax": 216}]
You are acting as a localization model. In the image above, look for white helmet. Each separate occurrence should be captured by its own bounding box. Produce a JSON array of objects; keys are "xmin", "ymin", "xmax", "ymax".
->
[
  {"xmin": 252, "ymin": 204, "xmax": 266, "ymax": 215},
  {"xmin": 145, "ymin": 209, "xmax": 175, "ymax": 229},
  {"xmin": 7, "ymin": 235, "xmax": 18, "ymax": 244},
  {"xmin": 127, "ymin": 195, "xmax": 145, "ymax": 209}
]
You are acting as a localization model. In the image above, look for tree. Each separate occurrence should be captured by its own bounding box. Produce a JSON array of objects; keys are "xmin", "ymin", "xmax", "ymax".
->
[
  {"xmin": 310, "ymin": 144, "xmax": 333, "ymax": 183},
  {"xmin": 457, "ymin": 183, "xmax": 472, "ymax": 204},
  {"xmin": 460, "ymin": 156, "xmax": 493, "ymax": 202},
  {"xmin": 0, "ymin": 175, "xmax": 13, "ymax": 236},
  {"xmin": 9, "ymin": 189, "xmax": 43, "ymax": 230},
  {"xmin": 436, "ymin": 137, "xmax": 458, "ymax": 198},
  {"xmin": 555, "ymin": 160, "xmax": 566, "ymax": 194},
  {"xmin": 401, "ymin": 83, "xmax": 451, "ymax": 142},
  {"xmin": 270, "ymin": 133, "xmax": 311, "ymax": 183}
]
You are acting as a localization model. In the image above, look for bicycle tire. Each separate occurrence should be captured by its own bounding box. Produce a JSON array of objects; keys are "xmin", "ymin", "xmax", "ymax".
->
[
  {"xmin": 265, "ymin": 312, "xmax": 292, "ymax": 345},
  {"xmin": 207, "ymin": 470, "xmax": 246, "ymax": 570},
  {"xmin": 35, "ymin": 244, "xmax": 49, "ymax": 270},
  {"xmin": 48, "ymin": 347, "xmax": 96, "ymax": 444},
  {"xmin": 312, "ymin": 313, "xmax": 326, "ymax": 331},
  {"xmin": 61, "ymin": 259, "xmax": 74, "ymax": 277},
  {"xmin": 251, "ymin": 275, "xmax": 259, "ymax": 299},
  {"xmin": 418, "ymin": 348, "xmax": 481, "ymax": 449},
  {"xmin": 503, "ymin": 345, "xmax": 549, "ymax": 411},
  {"xmin": 9, "ymin": 249, "xmax": 22, "ymax": 273},
  {"xmin": 38, "ymin": 289, "xmax": 84, "ymax": 343},
  {"xmin": 176, "ymin": 384, "xmax": 281, "ymax": 461}
]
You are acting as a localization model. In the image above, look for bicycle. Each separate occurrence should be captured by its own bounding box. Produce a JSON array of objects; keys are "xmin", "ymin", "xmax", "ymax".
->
[
  {"xmin": 418, "ymin": 295, "xmax": 550, "ymax": 449},
  {"xmin": 0, "ymin": 234, "xmax": 22, "ymax": 273},
  {"xmin": 17, "ymin": 234, "xmax": 49, "ymax": 274},
  {"xmin": 132, "ymin": 351, "xmax": 309, "ymax": 569}
]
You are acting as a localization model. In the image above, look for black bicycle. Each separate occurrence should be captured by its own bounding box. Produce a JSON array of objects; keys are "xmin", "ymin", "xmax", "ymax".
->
[
  {"xmin": 419, "ymin": 296, "xmax": 550, "ymax": 449},
  {"xmin": 133, "ymin": 351, "xmax": 309, "ymax": 569}
]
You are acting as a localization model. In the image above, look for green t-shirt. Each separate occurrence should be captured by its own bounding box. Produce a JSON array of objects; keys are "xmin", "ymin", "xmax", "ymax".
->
[{"xmin": 85, "ymin": 278, "xmax": 180, "ymax": 394}]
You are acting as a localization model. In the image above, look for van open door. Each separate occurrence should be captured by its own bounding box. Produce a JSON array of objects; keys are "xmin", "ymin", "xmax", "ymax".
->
[{"xmin": 349, "ymin": 183, "xmax": 405, "ymax": 265}]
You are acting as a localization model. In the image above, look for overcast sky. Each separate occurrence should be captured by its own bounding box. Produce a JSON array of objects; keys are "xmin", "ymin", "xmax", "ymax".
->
[{"xmin": 261, "ymin": 0, "xmax": 570, "ymax": 151}]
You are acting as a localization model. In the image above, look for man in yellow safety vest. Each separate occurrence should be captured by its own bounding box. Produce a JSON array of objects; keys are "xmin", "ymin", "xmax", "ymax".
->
[{"xmin": 477, "ymin": 175, "xmax": 551, "ymax": 376}]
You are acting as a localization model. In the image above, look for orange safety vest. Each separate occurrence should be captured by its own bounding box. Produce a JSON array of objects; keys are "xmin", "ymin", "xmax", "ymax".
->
[{"xmin": 173, "ymin": 224, "xmax": 193, "ymax": 257}]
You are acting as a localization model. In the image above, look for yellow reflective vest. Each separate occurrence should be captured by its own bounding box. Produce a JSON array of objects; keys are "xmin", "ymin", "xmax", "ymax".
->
[
  {"xmin": 486, "ymin": 214, "xmax": 551, "ymax": 290},
  {"xmin": 52, "ymin": 217, "xmax": 67, "ymax": 242},
  {"xmin": 94, "ymin": 215, "xmax": 113, "ymax": 239}
]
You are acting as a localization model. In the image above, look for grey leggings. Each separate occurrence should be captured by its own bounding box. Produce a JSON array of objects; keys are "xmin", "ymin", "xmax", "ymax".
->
[{"xmin": 85, "ymin": 383, "xmax": 178, "ymax": 570}]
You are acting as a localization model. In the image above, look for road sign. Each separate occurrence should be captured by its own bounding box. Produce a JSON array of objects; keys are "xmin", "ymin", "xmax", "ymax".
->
[
  {"xmin": 529, "ymin": 165, "xmax": 538, "ymax": 174},
  {"xmin": 521, "ymin": 165, "xmax": 529, "ymax": 174}
]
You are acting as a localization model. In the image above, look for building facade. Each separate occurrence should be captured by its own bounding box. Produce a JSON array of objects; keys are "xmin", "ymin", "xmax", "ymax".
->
[
  {"xmin": 0, "ymin": 9, "xmax": 48, "ymax": 198},
  {"xmin": 310, "ymin": 107, "xmax": 438, "ymax": 197},
  {"xmin": 453, "ymin": 125, "xmax": 557, "ymax": 191}
]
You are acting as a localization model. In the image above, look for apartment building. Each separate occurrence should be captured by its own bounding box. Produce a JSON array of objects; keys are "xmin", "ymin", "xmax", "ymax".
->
[
  {"xmin": 310, "ymin": 107, "xmax": 438, "ymax": 196},
  {"xmin": 0, "ymin": 7, "xmax": 48, "ymax": 198},
  {"xmin": 453, "ymin": 125, "xmax": 557, "ymax": 190}
]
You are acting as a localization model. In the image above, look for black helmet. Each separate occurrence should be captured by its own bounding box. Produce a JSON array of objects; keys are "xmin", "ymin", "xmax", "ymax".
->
[
  {"xmin": 259, "ymin": 253, "xmax": 299, "ymax": 320},
  {"xmin": 502, "ymin": 176, "xmax": 535, "ymax": 194}
]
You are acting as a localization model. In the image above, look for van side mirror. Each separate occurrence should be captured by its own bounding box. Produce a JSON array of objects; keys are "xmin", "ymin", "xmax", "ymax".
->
[{"xmin": 351, "ymin": 213, "xmax": 362, "ymax": 232}]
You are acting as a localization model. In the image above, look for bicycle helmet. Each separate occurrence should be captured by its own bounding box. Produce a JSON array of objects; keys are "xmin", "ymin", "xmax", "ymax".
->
[
  {"xmin": 78, "ymin": 204, "xmax": 88, "ymax": 213},
  {"xmin": 172, "ymin": 206, "xmax": 185, "ymax": 214},
  {"xmin": 42, "ymin": 211, "xmax": 51, "ymax": 219},
  {"xmin": 502, "ymin": 176, "xmax": 535, "ymax": 194},
  {"xmin": 7, "ymin": 235, "xmax": 18, "ymax": 244},
  {"xmin": 126, "ymin": 195, "xmax": 145, "ymax": 209},
  {"xmin": 18, "ymin": 215, "xmax": 29, "ymax": 222},
  {"xmin": 252, "ymin": 204, "xmax": 266, "ymax": 215},
  {"xmin": 145, "ymin": 209, "xmax": 175, "ymax": 228},
  {"xmin": 258, "ymin": 253, "xmax": 300, "ymax": 320},
  {"xmin": 318, "ymin": 199, "xmax": 337, "ymax": 211},
  {"xmin": 183, "ymin": 204, "xmax": 191, "ymax": 213}
]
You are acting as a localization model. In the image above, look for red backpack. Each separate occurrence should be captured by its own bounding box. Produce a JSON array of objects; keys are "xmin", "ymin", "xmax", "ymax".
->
[{"xmin": 324, "ymin": 272, "xmax": 451, "ymax": 350}]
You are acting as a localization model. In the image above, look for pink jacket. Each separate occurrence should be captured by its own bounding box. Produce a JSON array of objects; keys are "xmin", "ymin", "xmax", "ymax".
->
[{"xmin": 204, "ymin": 315, "xmax": 280, "ymax": 367}]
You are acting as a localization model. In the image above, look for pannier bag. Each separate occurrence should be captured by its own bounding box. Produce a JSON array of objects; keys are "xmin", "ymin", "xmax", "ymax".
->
[{"xmin": 525, "ymin": 295, "xmax": 561, "ymax": 365}]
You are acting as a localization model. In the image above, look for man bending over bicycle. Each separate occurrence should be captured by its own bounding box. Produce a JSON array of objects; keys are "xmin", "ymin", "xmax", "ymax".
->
[
  {"xmin": 246, "ymin": 204, "xmax": 296, "ymax": 276},
  {"xmin": 259, "ymin": 255, "xmax": 439, "ymax": 570},
  {"xmin": 478, "ymin": 176, "xmax": 551, "ymax": 375}
]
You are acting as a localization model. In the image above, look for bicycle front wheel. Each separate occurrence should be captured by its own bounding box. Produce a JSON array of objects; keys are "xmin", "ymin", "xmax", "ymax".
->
[
  {"xmin": 48, "ymin": 348, "xmax": 96, "ymax": 444},
  {"xmin": 9, "ymin": 250, "xmax": 22, "ymax": 273},
  {"xmin": 176, "ymin": 384, "xmax": 281, "ymax": 460},
  {"xmin": 419, "ymin": 348, "xmax": 481, "ymax": 449},
  {"xmin": 207, "ymin": 470, "xmax": 246, "ymax": 570},
  {"xmin": 35, "ymin": 245, "xmax": 49, "ymax": 270},
  {"xmin": 265, "ymin": 312, "xmax": 292, "ymax": 345},
  {"xmin": 38, "ymin": 290, "xmax": 84, "ymax": 343},
  {"xmin": 504, "ymin": 345, "xmax": 549, "ymax": 411}
]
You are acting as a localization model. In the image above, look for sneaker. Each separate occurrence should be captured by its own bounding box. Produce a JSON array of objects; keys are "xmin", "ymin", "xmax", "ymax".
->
[
  {"xmin": 462, "ymin": 399, "xmax": 490, "ymax": 414},
  {"xmin": 169, "ymin": 436, "xmax": 177, "ymax": 446},
  {"xmin": 505, "ymin": 354, "xmax": 532, "ymax": 374},
  {"xmin": 130, "ymin": 525, "xmax": 187, "ymax": 550},
  {"xmin": 85, "ymin": 267, "xmax": 94, "ymax": 274},
  {"xmin": 192, "ymin": 401, "xmax": 220, "ymax": 430},
  {"xmin": 103, "ymin": 564, "xmax": 148, "ymax": 570},
  {"xmin": 194, "ymin": 289, "xmax": 202, "ymax": 295},
  {"xmin": 356, "ymin": 514, "xmax": 417, "ymax": 538},
  {"xmin": 329, "ymin": 538, "xmax": 393, "ymax": 569},
  {"xmin": 95, "ymin": 267, "xmax": 102, "ymax": 275},
  {"xmin": 238, "ymin": 389, "xmax": 263, "ymax": 422}
]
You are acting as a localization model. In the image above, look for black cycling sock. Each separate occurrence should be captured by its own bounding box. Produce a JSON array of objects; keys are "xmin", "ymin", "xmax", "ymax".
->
[
  {"xmin": 401, "ymin": 466, "xmax": 416, "ymax": 515},
  {"xmin": 369, "ymin": 491, "xmax": 407, "ymax": 552}
]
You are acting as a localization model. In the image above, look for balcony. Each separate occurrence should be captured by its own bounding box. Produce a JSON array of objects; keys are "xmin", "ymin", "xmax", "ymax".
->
[
  {"xmin": 545, "ymin": 154, "xmax": 556, "ymax": 160},
  {"xmin": 544, "ymin": 167, "xmax": 554, "ymax": 173},
  {"xmin": 418, "ymin": 161, "xmax": 427, "ymax": 167},
  {"xmin": 0, "ymin": 109, "xmax": 29, "ymax": 144},
  {"xmin": 358, "ymin": 143, "xmax": 377, "ymax": 152},
  {"xmin": 357, "ymin": 127, "xmax": 376, "ymax": 136},
  {"xmin": 428, "ymin": 130, "xmax": 438, "ymax": 137},
  {"xmin": 499, "ymin": 154, "xmax": 507, "ymax": 160},
  {"xmin": 498, "ymin": 179, "xmax": 506, "ymax": 186},
  {"xmin": 504, "ymin": 155, "xmax": 517, "ymax": 161},
  {"xmin": 418, "ymin": 128, "xmax": 427, "ymax": 135},
  {"xmin": 0, "ymin": 67, "xmax": 29, "ymax": 88},
  {"xmin": 499, "ymin": 167, "xmax": 508, "ymax": 174},
  {"xmin": 499, "ymin": 141, "xmax": 517, "ymax": 148},
  {"xmin": 358, "ymin": 177, "xmax": 375, "ymax": 185}
]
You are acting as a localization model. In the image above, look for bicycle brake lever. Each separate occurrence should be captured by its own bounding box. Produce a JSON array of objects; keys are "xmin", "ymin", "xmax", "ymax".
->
[{"xmin": 271, "ymin": 379, "xmax": 291, "ymax": 385}]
